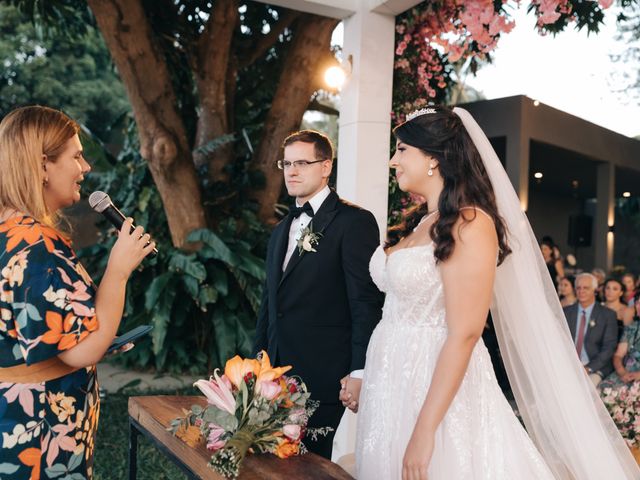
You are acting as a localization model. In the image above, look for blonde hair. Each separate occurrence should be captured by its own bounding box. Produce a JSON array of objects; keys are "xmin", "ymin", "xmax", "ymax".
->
[{"xmin": 0, "ymin": 105, "xmax": 79, "ymax": 227}]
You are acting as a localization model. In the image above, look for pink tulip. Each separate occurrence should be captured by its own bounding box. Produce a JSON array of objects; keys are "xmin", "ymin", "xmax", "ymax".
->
[
  {"xmin": 257, "ymin": 380, "xmax": 281, "ymax": 401},
  {"xmin": 207, "ymin": 424, "xmax": 226, "ymax": 451},
  {"xmin": 194, "ymin": 370, "xmax": 236, "ymax": 415},
  {"xmin": 283, "ymin": 424, "xmax": 301, "ymax": 441}
]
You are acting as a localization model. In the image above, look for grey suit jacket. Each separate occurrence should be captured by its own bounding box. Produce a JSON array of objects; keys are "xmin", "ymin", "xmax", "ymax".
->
[{"xmin": 563, "ymin": 302, "xmax": 618, "ymax": 377}]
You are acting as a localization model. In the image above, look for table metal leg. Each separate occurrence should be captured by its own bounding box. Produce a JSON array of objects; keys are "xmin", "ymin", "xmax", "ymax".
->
[{"xmin": 129, "ymin": 419, "xmax": 139, "ymax": 480}]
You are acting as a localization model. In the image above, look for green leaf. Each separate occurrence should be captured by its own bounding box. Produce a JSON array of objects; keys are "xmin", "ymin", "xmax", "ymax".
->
[
  {"xmin": 144, "ymin": 272, "xmax": 173, "ymax": 311},
  {"xmin": 228, "ymin": 268, "xmax": 261, "ymax": 313},
  {"xmin": 0, "ymin": 463, "xmax": 20, "ymax": 474},
  {"xmin": 16, "ymin": 309, "xmax": 28, "ymax": 329},
  {"xmin": 169, "ymin": 252, "xmax": 206, "ymax": 281},
  {"xmin": 67, "ymin": 453, "xmax": 83, "ymax": 472},
  {"xmin": 151, "ymin": 277, "xmax": 178, "ymax": 356},
  {"xmin": 192, "ymin": 133, "xmax": 237, "ymax": 156},
  {"xmin": 137, "ymin": 186, "xmax": 152, "ymax": 212},
  {"xmin": 235, "ymin": 251, "xmax": 266, "ymax": 281},
  {"xmin": 198, "ymin": 285, "xmax": 218, "ymax": 311},
  {"xmin": 25, "ymin": 303, "xmax": 42, "ymax": 321},
  {"xmin": 182, "ymin": 275, "xmax": 200, "ymax": 300},
  {"xmin": 44, "ymin": 464, "xmax": 68, "ymax": 478},
  {"xmin": 188, "ymin": 229, "xmax": 238, "ymax": 266},
  {"xmin": 115, "ymin": 378, "xmax": 142, "ymax": 393},
  {"xmin": 203, "ymin": 407, "xmax": 238, "ymax": 431},
  {"xmin": 212, "ymin": 309, "xmax": 237, "ymax": 365},
  {"xmin": 209, "ymin": 266, "xmax": 228, "ymax": 296}
]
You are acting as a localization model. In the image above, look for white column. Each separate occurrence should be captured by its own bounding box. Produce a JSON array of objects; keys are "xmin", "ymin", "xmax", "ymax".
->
[
  {"xmin": 595, "ymin": 162, "xmax": 615, "ymax": 271},
  {"xmin": 331, "ymin": 8, "xmax": 395, "ymax": 471},
  {"xmin": 336, "ymin": 7, "xmax": 395, "ymax": 240}
]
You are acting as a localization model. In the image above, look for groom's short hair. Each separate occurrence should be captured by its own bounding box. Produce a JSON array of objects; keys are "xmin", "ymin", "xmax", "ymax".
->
[{"xmin": 283, "ymin": 130, "xmax": 334, "ymax": 162}]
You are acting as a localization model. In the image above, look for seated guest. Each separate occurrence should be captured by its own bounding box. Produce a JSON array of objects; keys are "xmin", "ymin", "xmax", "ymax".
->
[
  {"xmin": 603, "ymin": 278, "xmax": 635, "ymax": 340},
  {"xmin": 622, "ymin": 273, "xmax": 637, "ymax": 307},
  {"xmin": 540, "ymin": 237, "xmax": 563, "ymax": 289},
  {"xmin": 558, "ymin": 275, "xmax": 577, "ymax": 307},
  {"xmin": 600, "ymin": 292, "xmax": 640, "ymax": 391},
  {"xmin": 563, "ymin": 273, "xmax": 618, "ymax": 386},
  {"xmin": 592, "ymin": 267, "xmax": 607, "ymax": 302}
]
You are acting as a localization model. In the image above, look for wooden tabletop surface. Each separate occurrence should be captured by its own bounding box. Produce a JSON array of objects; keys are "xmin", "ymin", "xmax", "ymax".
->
[{"xmin": 128, "ymin": 395, "xmax": 354, "ymax": 479}]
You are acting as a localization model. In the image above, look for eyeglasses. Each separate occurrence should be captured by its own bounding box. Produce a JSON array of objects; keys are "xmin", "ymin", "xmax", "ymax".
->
[{"xmin": 277, "ymin": 159, "xmax": 327, "ymax": 170}]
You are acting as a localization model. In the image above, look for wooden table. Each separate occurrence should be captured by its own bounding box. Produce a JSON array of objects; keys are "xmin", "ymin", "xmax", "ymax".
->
[{"xmin": 128, "ymin": 396, "xmax": 354, "ymax": 479}]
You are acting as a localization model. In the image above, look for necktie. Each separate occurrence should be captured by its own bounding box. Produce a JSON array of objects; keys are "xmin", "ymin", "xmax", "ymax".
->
[
  {"xmin": 289, "ymin": 202, "xmax": 314, "ymax": 218},
  {"xmin": 576, "ymin": 310, "xmax": 587, "ymax": 358}
]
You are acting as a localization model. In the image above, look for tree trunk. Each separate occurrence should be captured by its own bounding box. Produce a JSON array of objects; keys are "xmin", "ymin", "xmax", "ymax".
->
[
  {"xmin": 88, "ymin": 0, "xmax": 207, "ymax": 249},
  {"xmin": 193, "ymin": 0, "xmax": 238, "ymax": 184},
  {"xmin": 252, "ymin": 15, "xmax": 339, "ymax": 224}
]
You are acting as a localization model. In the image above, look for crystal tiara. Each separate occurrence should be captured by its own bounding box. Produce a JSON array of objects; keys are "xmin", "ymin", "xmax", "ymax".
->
[{"xmin": 406, "ymin": 107, "xmax": 437, "ymax": 122}]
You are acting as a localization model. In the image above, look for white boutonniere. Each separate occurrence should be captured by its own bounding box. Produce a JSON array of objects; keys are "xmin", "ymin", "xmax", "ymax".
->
[
  {"xmin": 296, "ymin": 223, "xmax": 323, "ymax": 255},
  {"xmin": 589, "ymin": 320, "xmax": 596, "ymax": 328}
]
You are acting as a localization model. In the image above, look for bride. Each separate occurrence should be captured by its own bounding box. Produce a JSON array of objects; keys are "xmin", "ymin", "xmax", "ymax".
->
[{"xmin": 343, "ymin": 106, "xmax": 639, "ymax": 479}]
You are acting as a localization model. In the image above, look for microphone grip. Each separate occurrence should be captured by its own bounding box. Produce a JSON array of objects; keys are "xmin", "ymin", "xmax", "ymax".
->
[{"xmin": 102, "ymin": 205, "xmax": 158, "ymax": 258}]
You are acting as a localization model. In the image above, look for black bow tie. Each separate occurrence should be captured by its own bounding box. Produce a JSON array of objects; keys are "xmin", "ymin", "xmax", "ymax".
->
[{"xmin": 289, "ymin": 202, "xmax": 314, "ymax": 218}]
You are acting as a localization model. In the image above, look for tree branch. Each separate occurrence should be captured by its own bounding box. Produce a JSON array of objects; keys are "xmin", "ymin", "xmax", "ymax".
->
[
  {"xmin": 237, "ymin": 9, "xmax": 301, "ymax": 70},
  {"xmin": 251, "ymin": 14, "xmax": 340, "ymax": 224},
  {"xmin": 192, "ymin": 0, "xmax": 239, "ymax": 182},
  {"xmin": 88, "ymin": 0, "xmax": 207, "ymax": 248}
]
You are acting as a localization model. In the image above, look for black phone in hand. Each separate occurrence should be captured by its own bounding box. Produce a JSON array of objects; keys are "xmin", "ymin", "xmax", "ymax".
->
[{"xmin": 107, "ymin": 325, "xmax": 153, "ymax": 353}]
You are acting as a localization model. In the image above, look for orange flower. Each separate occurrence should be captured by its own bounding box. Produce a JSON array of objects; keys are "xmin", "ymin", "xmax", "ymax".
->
[
  {"xmin": 224, "ymin": 355, "xmax": 260, "ymax": 388},
  {"xmin": 255, "ymin": 350, "xmax": 292, "ymax": 384},
  {"xmin": 0, "ymin": 216, "xmax": 61, "ymax": 252},
  {"xmin": 41, "ymin": 311, "xmax": 97, "ymax": 350},
  {"xmin": 18, "ymin": 447, "xmax": 41, "ymax": 480},
  {"xmin": 176, "ymin": 424, "xmax": 203, "ymax": 448},
  {"xmin": 274, "ymin": 439, "xmax": 299, "ymax": 459}
]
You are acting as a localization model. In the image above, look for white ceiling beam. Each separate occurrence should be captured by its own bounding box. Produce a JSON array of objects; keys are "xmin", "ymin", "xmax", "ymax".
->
[
  {"xmin": 248, "ymin": 0, "xmax": 425, "ymax": 19},
  {"xmin": 249, "ymin": 0, "xmax": 359, "ymax": 19},
  {"xmin": 368, "ymin": 0, "xmax": 425, "ymax": 16}
]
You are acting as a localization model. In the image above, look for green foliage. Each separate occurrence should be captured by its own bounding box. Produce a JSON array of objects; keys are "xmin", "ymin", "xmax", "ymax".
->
[
  {"xmin": 0, "ymin": 3, "xmax": 129, "ymax": 140},
  {"xmin": 79, "ymin": 119, "xmax": 268, "ymax": 373}
]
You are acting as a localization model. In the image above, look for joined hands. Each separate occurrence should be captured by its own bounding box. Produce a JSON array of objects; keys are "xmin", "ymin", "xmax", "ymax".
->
[{"xmin": 339, "ymin": 375, "xmax": 361, "ymax": 413}]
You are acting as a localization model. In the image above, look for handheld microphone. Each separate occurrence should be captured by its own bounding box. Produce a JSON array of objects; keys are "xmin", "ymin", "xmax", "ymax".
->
[{"xmin": 88, "ymin": 191, "xmax": 158, "ymax": 258}]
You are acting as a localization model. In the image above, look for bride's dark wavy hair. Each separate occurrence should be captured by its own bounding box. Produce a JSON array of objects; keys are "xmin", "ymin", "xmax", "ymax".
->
[{"xmin": 387, "ymin": 106, "xmax": 511, "ymax": 265}]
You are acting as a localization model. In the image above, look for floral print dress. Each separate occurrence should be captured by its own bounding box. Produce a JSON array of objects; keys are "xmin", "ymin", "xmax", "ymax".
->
[
  {"xmin": 0, "ymin": 215, "xmax": 100, "ymax": 479},
  {"xmin": 600, "ymin": 320, "xmax": 640, "ymax": 391}
]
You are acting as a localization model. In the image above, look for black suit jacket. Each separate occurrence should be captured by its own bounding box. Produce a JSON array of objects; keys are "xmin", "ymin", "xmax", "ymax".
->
[
  {"xmin": 253, "ymin": 190, "xmax": 383, "ymax": 403},
  {"xmin": 563, "ymin": 302, "xmax": 618, "ymax": 377}
]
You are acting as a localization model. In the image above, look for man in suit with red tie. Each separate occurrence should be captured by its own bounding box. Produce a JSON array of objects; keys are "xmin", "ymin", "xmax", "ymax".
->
[
  {"xmin": 253, "ymin": 130, "xmax": 383, "ymax": 459},
  {"xmin": 563, "ymin": 272, "xmax": 618, "ymax": 386}
]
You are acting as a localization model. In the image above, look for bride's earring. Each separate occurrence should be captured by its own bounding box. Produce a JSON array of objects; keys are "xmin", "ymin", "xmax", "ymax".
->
[{"xmin": 427, "ymin": 164, "xmax": 434, "ymax": 177}]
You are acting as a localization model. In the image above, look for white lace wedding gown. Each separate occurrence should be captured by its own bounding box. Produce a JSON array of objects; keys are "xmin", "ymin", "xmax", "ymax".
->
[{"xmin": 355, "ymin": 243, "xmax": 555, "ymax": 479}]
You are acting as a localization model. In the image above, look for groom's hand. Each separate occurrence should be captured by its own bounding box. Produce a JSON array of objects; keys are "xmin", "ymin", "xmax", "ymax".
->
[{"xmin": 339, "ymin": 376, "xmax": 362, "ymax": 413}]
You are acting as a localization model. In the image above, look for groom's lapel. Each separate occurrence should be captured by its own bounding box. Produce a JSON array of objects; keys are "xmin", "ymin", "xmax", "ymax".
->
[
  {"xmin": 279, "ymin": 190, "xmax": 339, "ymax": 288},
  {"xmin": 270, "ymin": 215, "xmax": 293, "ymax": 288}
]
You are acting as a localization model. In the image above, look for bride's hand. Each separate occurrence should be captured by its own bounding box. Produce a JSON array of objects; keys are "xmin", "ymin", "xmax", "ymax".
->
[
  {"xmin": 339, "ymin": 376, "xmax": 361, "ymax": 412},
  {"xmin": 402, "ymin": 429, "xmax": 434, "ymax": 480}
]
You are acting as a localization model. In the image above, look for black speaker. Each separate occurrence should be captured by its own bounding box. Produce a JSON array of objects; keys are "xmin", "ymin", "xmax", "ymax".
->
[{"xmin": 568, "ymin": 214, "xmax": 592, "ymax": 247}]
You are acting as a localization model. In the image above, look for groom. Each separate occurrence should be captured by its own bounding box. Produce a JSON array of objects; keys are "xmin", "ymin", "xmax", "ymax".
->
[{"xmin": 254, "ymin": 130, "xmax": 383, "ymax": 459}]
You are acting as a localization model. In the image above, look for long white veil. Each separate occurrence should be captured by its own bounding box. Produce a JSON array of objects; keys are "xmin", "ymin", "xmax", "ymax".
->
[{"xmin": 453, "ymin": 107, "xmax": 640, "ymax": 479}]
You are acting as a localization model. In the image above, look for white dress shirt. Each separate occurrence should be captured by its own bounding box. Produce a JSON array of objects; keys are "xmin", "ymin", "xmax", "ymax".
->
[{"xmin": 282, "ymin": 185, "xmax": 331, "ymax": 271}]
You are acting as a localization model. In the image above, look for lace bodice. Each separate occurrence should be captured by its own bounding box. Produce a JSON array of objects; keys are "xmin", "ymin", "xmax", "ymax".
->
[
  {"xmin": 358, "ymin": 242, "xmax": 555, "ymax": 480},
  {"xmin": 369, "ymin": 243, "xmax": 446, "ymax": 329}
]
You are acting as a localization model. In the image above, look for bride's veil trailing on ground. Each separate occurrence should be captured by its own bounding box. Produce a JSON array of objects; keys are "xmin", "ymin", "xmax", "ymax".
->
[{"xmin": 453, "ymin": 107, "xmax": 640, "ymax": 479}]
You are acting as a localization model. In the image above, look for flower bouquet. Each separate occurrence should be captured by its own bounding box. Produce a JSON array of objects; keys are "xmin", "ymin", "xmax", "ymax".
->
[
  {"xmin": 169, "ymin": 351, "xmax": 329, "ymax": 479},
  {"xmin": 601, "ymin": 382, "xmax": 640, "ymax": 448}
]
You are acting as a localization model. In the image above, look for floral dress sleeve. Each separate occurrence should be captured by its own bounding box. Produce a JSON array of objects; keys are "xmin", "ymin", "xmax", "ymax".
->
[
  {"xmin": 1, "ymin": 216, "xmax": 99, "ymax": 366},
  {"xmin": 622, "ymin": 322, "xmax": 639, "ymax": 347}
]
